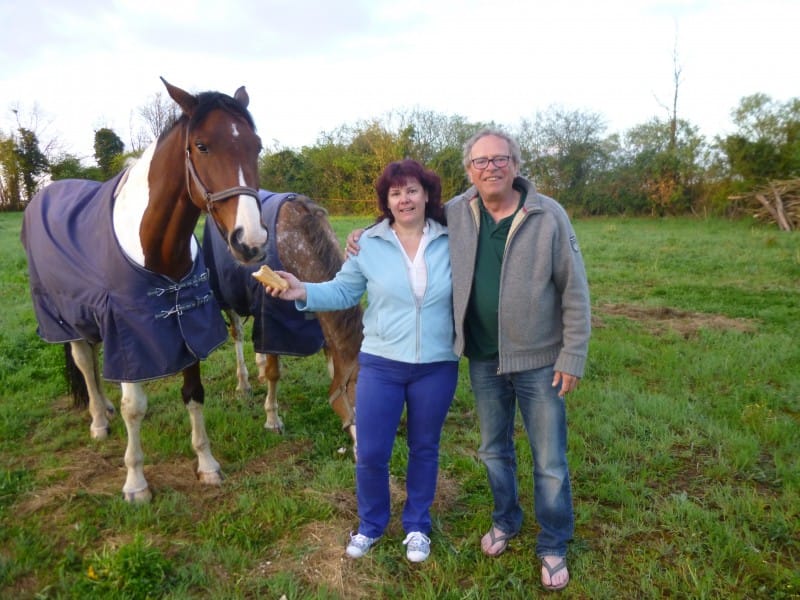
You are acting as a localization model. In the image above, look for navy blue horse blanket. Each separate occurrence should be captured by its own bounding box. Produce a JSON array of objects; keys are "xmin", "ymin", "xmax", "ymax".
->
[
  {"xmin": 203, "ymin": 190, "xmax": 325, "ymax": 356},
  {"xmin": 21, "ymin": 174, "xmax": 227, "ymax": 382}
]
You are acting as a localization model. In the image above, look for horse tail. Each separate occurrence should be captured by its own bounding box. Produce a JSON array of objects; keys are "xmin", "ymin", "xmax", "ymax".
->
[{"xmin": 64, "ymin": 343, "xmax": 89, "ymax": 409}]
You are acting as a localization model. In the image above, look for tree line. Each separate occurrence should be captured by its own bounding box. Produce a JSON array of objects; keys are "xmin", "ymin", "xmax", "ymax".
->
[{"xmin": 1, "ymin": 92, "xmax": 798, "ymax": 218}]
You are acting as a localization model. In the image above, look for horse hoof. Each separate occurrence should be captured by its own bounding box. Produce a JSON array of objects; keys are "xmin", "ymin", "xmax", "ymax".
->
[
  {"xmin": 122, "ymin": 487, "xmax": 152, "ymax": 503},
  {"xmin": 236, "ymin": 384, "xmax": 252, "ymax": 395},
  {"xmin": 264, "ymin": 423, "xmax": 284, "ymax": 434},
  {"xmin": 198, "ymin": 470, "xmax": 224, "ymax": 485}
]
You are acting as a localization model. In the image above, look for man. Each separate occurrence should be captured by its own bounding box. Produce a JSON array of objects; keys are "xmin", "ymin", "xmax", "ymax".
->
[
  {"xmin": 347, "ymin": 128, "xmax": 590, "ymax": 590},
  {"xmin": 447, "ymin": 128, "xmax": 590, "ymax": 591}
]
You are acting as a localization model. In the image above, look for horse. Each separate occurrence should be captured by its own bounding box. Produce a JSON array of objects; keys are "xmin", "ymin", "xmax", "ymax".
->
[
  {"xmin": 20, "ymin": 78, "xmax": 268, "ymax": 503},
  {"xmin": 202, "ymin": 191, "xmax": 362, "ymax": 449}
]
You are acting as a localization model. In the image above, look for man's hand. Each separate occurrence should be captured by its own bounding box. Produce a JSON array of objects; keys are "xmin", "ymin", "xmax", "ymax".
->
[
  {"xmin": 345, "ymin": 228, "xmax": 365, "ymax": 258},
  {"xmin": 552, "ymin": 371, "xmax": 579, "ymax": 398}
]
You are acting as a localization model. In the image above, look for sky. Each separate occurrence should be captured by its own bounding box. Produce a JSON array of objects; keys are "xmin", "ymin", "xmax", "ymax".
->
[{"xmin": 1, "ymin": 0, "xmax": 797, "ymax": 163}]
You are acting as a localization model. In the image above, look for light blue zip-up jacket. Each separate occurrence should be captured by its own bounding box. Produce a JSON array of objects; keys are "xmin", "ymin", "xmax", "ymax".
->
[{"xmin": 296, "ymin": 218, "xmax": 458, "ymax": 364}]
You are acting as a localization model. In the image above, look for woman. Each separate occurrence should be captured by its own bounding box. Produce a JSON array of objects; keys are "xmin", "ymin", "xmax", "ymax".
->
[{"xmin": 266, "ymin": 159, "xmax": 458, "ymax": 562}]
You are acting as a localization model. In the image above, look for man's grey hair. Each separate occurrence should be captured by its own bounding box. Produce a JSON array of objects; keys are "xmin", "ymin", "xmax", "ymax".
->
[{"xmin": 462, "ymin": 127, "xmax": 522, "ymax": 172}]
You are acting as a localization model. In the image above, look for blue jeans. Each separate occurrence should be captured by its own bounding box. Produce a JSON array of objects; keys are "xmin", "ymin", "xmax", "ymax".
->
[
  {"xmin": 355, "ymin": 352, "xmax": 458, "ymax": 538},
  {"xmin": 469, "ymin": 360, "xmax": 574, "ymax": 557}
]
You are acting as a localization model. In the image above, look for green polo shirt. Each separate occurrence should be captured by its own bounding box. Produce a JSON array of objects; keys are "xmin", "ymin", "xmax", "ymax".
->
[{"xmin": 464, "ymin": 189, "xmax": 527, "ymax": 360}]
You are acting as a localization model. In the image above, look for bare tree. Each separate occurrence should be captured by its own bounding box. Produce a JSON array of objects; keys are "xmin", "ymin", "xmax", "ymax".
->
[
  {"xmin": 136, "ymin": 91, "xmax": 180, "ymax": 145},
  {"xmin": 655, "ymin": 27, "xmax": 683, "ymax": 153}
]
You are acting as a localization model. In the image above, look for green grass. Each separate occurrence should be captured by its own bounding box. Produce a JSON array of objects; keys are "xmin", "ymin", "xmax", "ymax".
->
[{"xmin": 1, "ymin": 211, "xmax": 798, "ymax": 599}]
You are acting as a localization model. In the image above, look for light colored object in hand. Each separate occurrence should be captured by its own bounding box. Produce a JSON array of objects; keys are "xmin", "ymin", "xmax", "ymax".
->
[{"xmin": 252, "ymin": 265, "xmax": 289, "ymax": 291}]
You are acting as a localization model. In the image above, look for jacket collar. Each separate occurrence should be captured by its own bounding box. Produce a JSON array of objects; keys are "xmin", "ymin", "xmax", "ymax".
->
[
  {"xmin": 366, "ymin": 218, "xmax": 448, "ymax": 241},
  {"xmin": 463, "ymin": 176, "xmax": 542, "ymax": 214}
]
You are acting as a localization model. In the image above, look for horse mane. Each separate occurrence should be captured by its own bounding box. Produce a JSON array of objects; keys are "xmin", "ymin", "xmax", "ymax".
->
[
  {"xmin": 157, "ymin": 90, "xmax": 255, "ymax": 144},
  {"xmin": 190, "ymin": 91, "xmax": 255, "ymax": 130},
  {"xmin": 293, "ymin": 195, "xmax": 364, "ymax": 358}
]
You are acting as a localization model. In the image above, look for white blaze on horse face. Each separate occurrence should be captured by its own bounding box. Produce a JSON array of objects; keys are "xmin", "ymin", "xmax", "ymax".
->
[{"xmin": 235, "ymin": 166, "xmax": 267, "ymax": 246}]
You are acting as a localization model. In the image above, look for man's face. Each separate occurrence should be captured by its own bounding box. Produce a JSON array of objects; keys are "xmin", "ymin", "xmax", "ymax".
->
[{"xmin": 467, "ymin": 135, "xmax": 516, "ymax": 200}]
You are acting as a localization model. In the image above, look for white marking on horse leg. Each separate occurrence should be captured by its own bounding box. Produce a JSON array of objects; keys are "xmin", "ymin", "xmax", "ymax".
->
[
  {"xmin": 261, "ymin": 354, "xmax": 283, "ymax": 432},
  {"xmin": 227, "ymin": 310, "xmax": 251, "ymax": 393},
  {"xmin": 255, "ymin": 352, "xmax": 267, "ymax": 384},
  {"xmin": 325, "ymin": 350, "xmax": 335, "ymax": 379},
  {"xmin": 70, "ymin": 340, "xmax": 112, "ymax": 440},
  {"xmin": 263, "ymin": 384, "xmax": 284, "ymax": 432},
  {"xmin": 120, "ymin": 382, "xmax": 152, "ymax": 503},
  {"xmin": 91, "ymin": 354, "xmax": 116, "ymax": 419},
  {"xmin": 185, "ymin": 400, "xmax": 223, "ymax": 484}
]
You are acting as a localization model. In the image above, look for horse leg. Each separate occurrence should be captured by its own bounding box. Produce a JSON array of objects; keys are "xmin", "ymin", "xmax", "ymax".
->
[
  {"xmin": 69, "ymin": 340, "xmax": 115, "ymax": 440},
  {"xmin": 181, "ymin": 363, "xmax": 223, "ymax": 485},
  {"xmin": 227, "ymin": 309, "xmax": 251, "ymax": 394},
  {"xmin": 259, "ymin": 353, "xmax": 284, "ymax": 432},
  {"xmin": 255, "ymin": 352, "xmax": 268, "ymax": 383},
  {"xmin": 327, "ymin": 350, "xmax": 358, "ymax": 449},
  {"xmin": 119, "ymin": 381, "xmax": 152, "ymax": 503}
]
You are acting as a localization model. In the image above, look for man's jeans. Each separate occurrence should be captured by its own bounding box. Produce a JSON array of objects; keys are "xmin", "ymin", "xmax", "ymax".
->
[{"xmin": 469, "ymin": 360, "xmax": 574, "ymax": 557}]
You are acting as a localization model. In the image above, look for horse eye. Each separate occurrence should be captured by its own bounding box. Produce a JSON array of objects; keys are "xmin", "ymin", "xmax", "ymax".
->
[{"xmin": 194, "ymin": 141, "xmax": 209, "ymax": 153}]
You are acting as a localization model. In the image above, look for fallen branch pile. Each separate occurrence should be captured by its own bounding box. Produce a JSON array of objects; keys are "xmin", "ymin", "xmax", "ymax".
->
[{"xmin": 730, "ymin": 179, "xmax": 800, "ymax": 231}]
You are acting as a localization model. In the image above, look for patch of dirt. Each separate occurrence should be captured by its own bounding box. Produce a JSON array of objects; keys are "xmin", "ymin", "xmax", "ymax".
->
[
  {"xmin": 257, "ymin": 470, "xmax": 463, "ymax": 599},
  {"xmin": 593, "ymin": 303, "xmax": 757, "ymax": 337},
  {"xmin": 14, "ymin": 438, "xmax": 316, "ymax": 519}
]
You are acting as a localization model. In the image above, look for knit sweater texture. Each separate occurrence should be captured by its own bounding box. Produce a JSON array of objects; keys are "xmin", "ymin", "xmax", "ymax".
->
[{"xmin": 446, "ymin": 176, "xmax": 591, "ymax": 376}]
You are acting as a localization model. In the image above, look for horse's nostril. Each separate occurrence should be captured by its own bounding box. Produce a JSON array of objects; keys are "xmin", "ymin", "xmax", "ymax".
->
[
  {"xmin": 230, "ymin": 227, "xmax": 244, "ymax": 246},
  {"xmin": 229, "ymin": 227, "xmax": 266, "ymax": 263}
]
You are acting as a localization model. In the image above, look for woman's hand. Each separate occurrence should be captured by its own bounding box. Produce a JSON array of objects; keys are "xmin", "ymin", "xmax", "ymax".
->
[{"xmin": 264, "ymin": 271, "xmax": 307, "ymax": 302}]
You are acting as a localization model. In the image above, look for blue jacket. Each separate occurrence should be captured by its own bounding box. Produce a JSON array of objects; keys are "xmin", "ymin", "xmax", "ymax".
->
[{"xmin": 297, "ymin": 218, "xmax": 458, "ymax": 364}]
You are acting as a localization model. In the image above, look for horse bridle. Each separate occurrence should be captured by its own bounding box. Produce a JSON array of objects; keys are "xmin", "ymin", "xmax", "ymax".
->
[{"xmin": 183, "ymin": 125, "xmax": 260, "ymax": 216}]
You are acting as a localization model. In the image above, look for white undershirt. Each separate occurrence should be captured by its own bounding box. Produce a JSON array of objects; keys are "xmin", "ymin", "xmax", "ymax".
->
[{"xmin": 393, "ymin": 222, "xmax": 430, "ymax": 301}]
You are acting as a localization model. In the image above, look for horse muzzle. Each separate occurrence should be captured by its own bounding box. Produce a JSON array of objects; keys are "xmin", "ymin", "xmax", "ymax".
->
[{"xmin": 228, "ymin": 226, "xmax": 267, "ymax": 264}]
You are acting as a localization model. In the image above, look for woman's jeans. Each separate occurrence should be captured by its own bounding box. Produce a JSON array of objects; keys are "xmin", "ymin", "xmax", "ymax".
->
[
  {"xmin": 469, "ymin": 360, "xmax": 574, "ymax": 557},
  {"xmin": 355, "ymin": 352, "xmax": 458, "ymax": 538}
]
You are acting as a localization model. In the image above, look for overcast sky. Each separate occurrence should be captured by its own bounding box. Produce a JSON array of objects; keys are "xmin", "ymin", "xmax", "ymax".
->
[{"xmin": 1, "ymin": 0, "xmax": 797, "ymax": 162}]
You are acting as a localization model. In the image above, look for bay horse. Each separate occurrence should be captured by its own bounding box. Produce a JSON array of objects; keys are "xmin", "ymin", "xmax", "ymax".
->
[
  {"xmin": 203, "ymin": 192, "xmax": 362, "ymax": 449},
  {"xmin": 20, "ymin": 78, "xmax": 267, "ymax": 503}
]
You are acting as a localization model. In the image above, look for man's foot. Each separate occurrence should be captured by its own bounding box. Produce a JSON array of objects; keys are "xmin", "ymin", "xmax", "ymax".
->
[
  {"xmin": 541, "ymin": 555, "xmax": 569, "ymax": 591},
  {"xmin": 480, "ymin": 525, "xmax": 515, "ymax": 557}
]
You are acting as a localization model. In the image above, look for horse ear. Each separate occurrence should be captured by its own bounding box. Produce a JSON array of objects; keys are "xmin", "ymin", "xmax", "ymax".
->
[
  {"xmin": 233, "ymin": 86, "xmax": 250, "ymax": 109},
  {"xmin": 160, "ymin": 76, "xmax": 198, "ymax": 116}
]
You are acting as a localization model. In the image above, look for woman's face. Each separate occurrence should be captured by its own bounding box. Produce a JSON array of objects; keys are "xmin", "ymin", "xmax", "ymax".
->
[{"xmin": 387, "ymin": 177, "xmax": 427, "ymax": 227}]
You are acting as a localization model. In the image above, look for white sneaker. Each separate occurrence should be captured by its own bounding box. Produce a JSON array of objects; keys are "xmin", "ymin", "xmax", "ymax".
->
[
  {"xmin": 346, "ymin": 532, "xmax": 378, "ymax": 558},
  {"xmin": 403, "ymin": 531, "xmax": 431, "ymax": 562}
]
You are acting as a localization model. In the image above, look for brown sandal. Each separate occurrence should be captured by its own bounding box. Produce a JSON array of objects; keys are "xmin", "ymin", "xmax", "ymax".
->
[{"xmin": 481, "ymin": 526, "xmax": 516, "ymax": 557}]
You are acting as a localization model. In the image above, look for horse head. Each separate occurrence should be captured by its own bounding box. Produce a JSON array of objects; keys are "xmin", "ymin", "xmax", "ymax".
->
[{"xmin": 162, "ymin": 77, "xmax": 268, "ymax": 264}]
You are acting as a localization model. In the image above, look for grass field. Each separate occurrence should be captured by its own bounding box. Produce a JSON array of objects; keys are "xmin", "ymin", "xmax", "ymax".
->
[{"xmin": 1, "ymin": 211, "xmax": 798, "ymax": 599}]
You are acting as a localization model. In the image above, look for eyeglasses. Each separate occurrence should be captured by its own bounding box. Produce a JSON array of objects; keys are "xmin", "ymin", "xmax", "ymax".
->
[{"xmin": 470, "ymin": 155, "xmax": 511, "ymax": 170}]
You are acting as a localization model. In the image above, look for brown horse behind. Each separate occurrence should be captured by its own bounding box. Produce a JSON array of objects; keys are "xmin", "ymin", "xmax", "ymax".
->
[{"xmin": 204, "ymin": 193, "xmax": 362, "ymax": 449}]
